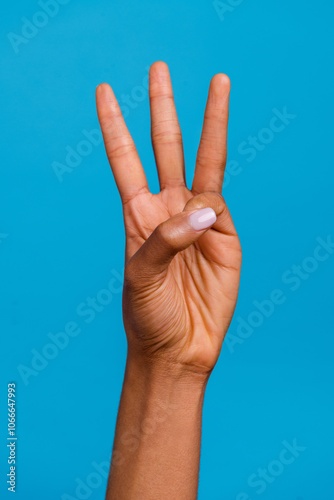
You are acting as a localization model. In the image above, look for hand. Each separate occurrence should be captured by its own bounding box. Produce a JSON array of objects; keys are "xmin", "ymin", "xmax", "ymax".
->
[{"xmin": 96, "ymin": 61, "xmax": 241, "ymax": 377}]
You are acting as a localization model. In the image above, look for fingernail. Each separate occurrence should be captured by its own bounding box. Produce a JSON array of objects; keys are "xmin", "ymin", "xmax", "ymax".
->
[{"xmin": 189, "ymin": 207, "xmax": 217, "ymax": 231}]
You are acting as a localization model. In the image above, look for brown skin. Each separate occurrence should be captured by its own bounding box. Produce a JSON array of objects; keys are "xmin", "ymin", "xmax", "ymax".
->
[{"xmin": 96, "ymin": 61, "xmax": 242, "ymax": 499}]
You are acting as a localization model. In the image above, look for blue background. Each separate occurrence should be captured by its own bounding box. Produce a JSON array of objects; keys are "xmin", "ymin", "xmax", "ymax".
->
[{"xmin": 1, "ymin": 0, "xmax": 333, "ymax": 498}]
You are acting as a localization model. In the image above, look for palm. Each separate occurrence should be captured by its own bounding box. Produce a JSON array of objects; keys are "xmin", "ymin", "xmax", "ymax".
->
[
  {"xmin": 122, "ymin": 187, "xmax": 240, "ymax": 369},
  {"xmin": 96, "ymin": 62, "xmax": 241, "ymax": 372}
]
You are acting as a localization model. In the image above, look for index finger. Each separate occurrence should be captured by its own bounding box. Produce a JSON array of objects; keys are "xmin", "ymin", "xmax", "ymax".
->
[{"xmin": 96, "ymin": 83, "xmax": 149, "ymax": 204}]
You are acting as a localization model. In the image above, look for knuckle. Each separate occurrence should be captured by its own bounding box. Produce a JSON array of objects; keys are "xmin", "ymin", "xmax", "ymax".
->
[
  {"xmin": 106, "ymin": 139, "xmax": 136, "ymax": 159},
  {"xmin": 155, "ymin": 221, "xmax": 168, "ymax": 243},
  {"xmin": 187, "ymin": 191, "xmax": 226, "ymax": 215},
  {"xmin": 149, "ymin": 91, "xmax": 174, "ymax": 101},
  {"xmin": 155, "ymin": 221, "xmax": 175, "ymax": 249},
  {"xmin": 151, "ymin": 126, "xmax": 183, "ymax": 146},
  {"xmin": 196, "ymin": 147, "xmax": 227, "ymax": 169},
  {"xmin": 98, "ymin": 110, "xmax": 122, "ymax": 130}
]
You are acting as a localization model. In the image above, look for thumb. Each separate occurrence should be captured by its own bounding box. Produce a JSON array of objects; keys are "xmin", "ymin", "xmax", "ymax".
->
[{"xmin": 127, "ymin": 206, "xmax": 217, "ymax": 278}]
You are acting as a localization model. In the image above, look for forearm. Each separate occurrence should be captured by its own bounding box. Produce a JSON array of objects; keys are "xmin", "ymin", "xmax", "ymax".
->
[{"xmin": 105, "ymin": 351, "xmax": 208, "ymax": 500}]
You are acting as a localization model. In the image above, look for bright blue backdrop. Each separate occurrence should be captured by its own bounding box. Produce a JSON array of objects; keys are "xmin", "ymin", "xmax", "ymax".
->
[{"xmin": 1, "ymin": 1, "xmax": 333, "ymax": 499}]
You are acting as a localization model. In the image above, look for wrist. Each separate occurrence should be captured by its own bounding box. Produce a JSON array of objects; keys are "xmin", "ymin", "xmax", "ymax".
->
[
  {"xmin": 122, "ymin": 350, "xmax": 209, "ymax": 422},
  {"xmin": 125, "ymin": 347, "xmax": 211, "ymax": 390}
]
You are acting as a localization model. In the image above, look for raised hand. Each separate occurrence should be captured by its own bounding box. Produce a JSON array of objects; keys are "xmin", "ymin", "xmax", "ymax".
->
[{"xmin": 96, "ymin": 61, "xmax": 241, "ymax": 377}]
